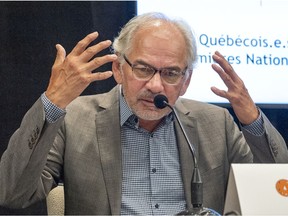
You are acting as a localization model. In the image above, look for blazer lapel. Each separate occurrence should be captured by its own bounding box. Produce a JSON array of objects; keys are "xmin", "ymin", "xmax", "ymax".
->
[
  {"xmin": 174, "ymin": 104, "xmax": 199, "ymax": 209},
  {"xmin": 95, "ymin": 87, "xmax": 122, "ymax": 215}
]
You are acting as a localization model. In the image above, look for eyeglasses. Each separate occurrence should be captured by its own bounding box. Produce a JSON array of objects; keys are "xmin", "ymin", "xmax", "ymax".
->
[{"xmin": 123, "ymin": 55, "xmax": 187, "ymax": 85}]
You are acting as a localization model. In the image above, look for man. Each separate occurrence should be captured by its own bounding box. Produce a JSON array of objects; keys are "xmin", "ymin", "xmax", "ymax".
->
[{"xmin": 0, "ymin": 12, "xmax": 287, "ymax": 215}]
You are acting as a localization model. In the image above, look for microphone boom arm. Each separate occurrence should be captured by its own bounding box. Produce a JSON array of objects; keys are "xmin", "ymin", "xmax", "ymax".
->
[
  {"xmin": 154, "ymin": 95, "xmax": 220, "ymax": 215},
  {"xmin": 163, "ymin": 101, "xmax": 203, "ymax": 209}
]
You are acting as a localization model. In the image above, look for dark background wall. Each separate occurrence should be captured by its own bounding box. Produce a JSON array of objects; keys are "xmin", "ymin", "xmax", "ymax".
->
[
  {"xmin": 0, "ymin": 1, "xmax": 287, "ymax": 215},
  {"xmin": 0, "ymin": 1, "xmax": 136, "ymax": 214}
]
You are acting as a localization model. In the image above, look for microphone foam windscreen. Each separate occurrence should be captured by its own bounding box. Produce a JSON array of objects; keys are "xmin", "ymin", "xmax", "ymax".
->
[{"xmin": 154, "ymin": 94, "xmax": 168, "ymax": 109}]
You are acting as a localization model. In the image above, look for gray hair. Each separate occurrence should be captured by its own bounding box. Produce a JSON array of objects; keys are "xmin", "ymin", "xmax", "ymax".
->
[{"xmin": 112, "ymin": 12, "xmax": 198, "ymax": 70}]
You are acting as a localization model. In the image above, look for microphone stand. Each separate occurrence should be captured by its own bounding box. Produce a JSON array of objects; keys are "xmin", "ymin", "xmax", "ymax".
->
[{"xmin": 154, "ymin": 95, "xmax": 220, "ymax": 216}]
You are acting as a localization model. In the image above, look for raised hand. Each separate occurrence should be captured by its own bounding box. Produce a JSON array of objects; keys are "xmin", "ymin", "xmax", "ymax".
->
[
  {"xmin": 211, "ymin": 51, "xmax": 259, "ymax": 125},
  {"xmin": 46, "ymin": 32, "xmax": 117, "ymax": 109}
]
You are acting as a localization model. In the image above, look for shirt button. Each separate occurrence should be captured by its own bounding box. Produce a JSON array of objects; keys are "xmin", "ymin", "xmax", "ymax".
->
[
  {"xmin": 155, "ymin": 204, "xmax": 159, "ymax": 209},
  {"xmin": 152, "ymin": 168, "xmax": 157, "ymax": 173}
]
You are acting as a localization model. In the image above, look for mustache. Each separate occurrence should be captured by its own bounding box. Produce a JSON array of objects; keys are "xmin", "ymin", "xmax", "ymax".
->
[{"xmin": 137, "ymin": 91, "xmax": 159, "ymax": 101}]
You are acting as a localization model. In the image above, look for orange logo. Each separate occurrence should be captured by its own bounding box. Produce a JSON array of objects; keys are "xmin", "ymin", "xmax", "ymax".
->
[{"xmin": 276, "ymin": 179, "xmax": 288, "ymax": 197}]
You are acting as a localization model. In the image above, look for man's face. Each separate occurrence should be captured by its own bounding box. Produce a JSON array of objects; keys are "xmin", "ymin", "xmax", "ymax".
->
[{"xmin": 113, "ymin": 22, "xmax": 191, "ymax": 122}]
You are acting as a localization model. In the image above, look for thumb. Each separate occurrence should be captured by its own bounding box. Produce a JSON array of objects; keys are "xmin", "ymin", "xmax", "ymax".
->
[{"xmin": 53, "ymin": 44, "xmax": 66, "ymax": 66}]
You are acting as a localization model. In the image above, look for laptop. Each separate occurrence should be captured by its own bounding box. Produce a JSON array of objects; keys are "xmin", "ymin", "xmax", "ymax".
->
[{"xmin": 224, "ymin": 163, "xmax": 288, "ymax": 215}]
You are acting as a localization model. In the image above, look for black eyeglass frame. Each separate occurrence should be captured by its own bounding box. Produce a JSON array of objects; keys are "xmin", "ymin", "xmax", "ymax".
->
[{"xmin": 123, "ymin": 55, "xmax": 187, "ymax": 85}]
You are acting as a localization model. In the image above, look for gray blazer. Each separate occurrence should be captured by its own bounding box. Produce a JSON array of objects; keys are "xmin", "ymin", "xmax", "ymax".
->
[{"xmin": 0, "ymin": 85, "xmax": 287, "ymax": 214}]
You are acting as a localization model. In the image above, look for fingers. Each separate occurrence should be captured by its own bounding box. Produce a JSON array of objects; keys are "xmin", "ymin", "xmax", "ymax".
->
[
  {"xmin": 83, "ymin": 54, "xmax": 117, "ymax": 72},
  {"xmin": 212, "ymin": 51, "xmax": 245, "ymax": 88},
  {"xmin": 89, "ymin": 71, "xmax": 113, "ymax": 82},
  {"xmin": 82, "ymin": 54, "xmax": 117, "ymax": 82},
  {"xmin": 211, "ymin": 51, "xmax": 259, "ymax": 124},
  {"xmin": 211, "ymin": 51, "xmax": 241, "ymax": 101},
  {"xmin": 46, "ymin": 32, "xmax": 117, "ymax": 109},
  {"xmin": 212, "ymin": 51, "xmax": 232, "ymax": 72},
  {"xmin": 79, "ymin": 40, "xmax": 113, "ymax": 62},
  {"xmin": 212, "ymin": 51, "xmax": 239, "ymax": 82},
  {"xmin": 211, "ymin": 61, "xmax": 234, "ymax": 90},
  {"xmin": 67, "ymin": 32, "xmax": 117, "ymax": 72},
  {"xmin": 71, "ymin": 32, "xmax": 99, "ymax": 56},
  {"xmin": 70, "ymin": 32, "xmax": 113, "ymax": 63}
]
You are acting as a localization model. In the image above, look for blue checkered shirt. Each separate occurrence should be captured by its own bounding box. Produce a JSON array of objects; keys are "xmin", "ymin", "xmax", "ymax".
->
[{"xmin": 119, "ymin": 95, "xmax": 186, "ymax": 215}]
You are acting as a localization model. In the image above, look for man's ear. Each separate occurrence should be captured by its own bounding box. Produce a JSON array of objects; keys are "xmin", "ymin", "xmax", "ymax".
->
[
  {"xmin": 112, "ymin": 59, "xmax": 123, "ymax": 84},
  {"xmin": 180, "ymin": 70, "xmax": 192, "ymax": 96}
]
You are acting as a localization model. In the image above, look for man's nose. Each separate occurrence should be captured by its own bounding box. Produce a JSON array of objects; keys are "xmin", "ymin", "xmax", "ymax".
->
[{"xmin": 145, "ymin": 72, "xmax": 164, "ymax": 93}]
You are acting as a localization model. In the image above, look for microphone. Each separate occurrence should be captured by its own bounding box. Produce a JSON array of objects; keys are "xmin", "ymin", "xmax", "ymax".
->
[{"xmin": 154, "ymin": 95, "xmax": 220, "ymax": 216}]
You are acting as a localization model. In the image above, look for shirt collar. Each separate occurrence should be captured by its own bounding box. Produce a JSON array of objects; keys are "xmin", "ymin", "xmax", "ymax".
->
[{"xmin": 120, "ymin": 92, "xmax": 136, "ymax": 127}]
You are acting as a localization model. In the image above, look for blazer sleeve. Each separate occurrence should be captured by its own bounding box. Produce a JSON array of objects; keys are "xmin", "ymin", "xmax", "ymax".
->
[
  {"xmin": 0, "ymin": 98, "xmax": 64, "ymax": 208},
  {"xmin": 241, "ymin": 110, "xmax": 288, "ymax": 163}
]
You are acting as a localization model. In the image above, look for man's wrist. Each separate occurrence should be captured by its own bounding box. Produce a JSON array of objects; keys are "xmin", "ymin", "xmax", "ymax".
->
[
  {"xmin": 241, "ymin": 108, "xmax": 264, "ymax": 136},
  {"xmin": 41, "ymin": 92, "xmax": 66, "ymax": 123}
]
